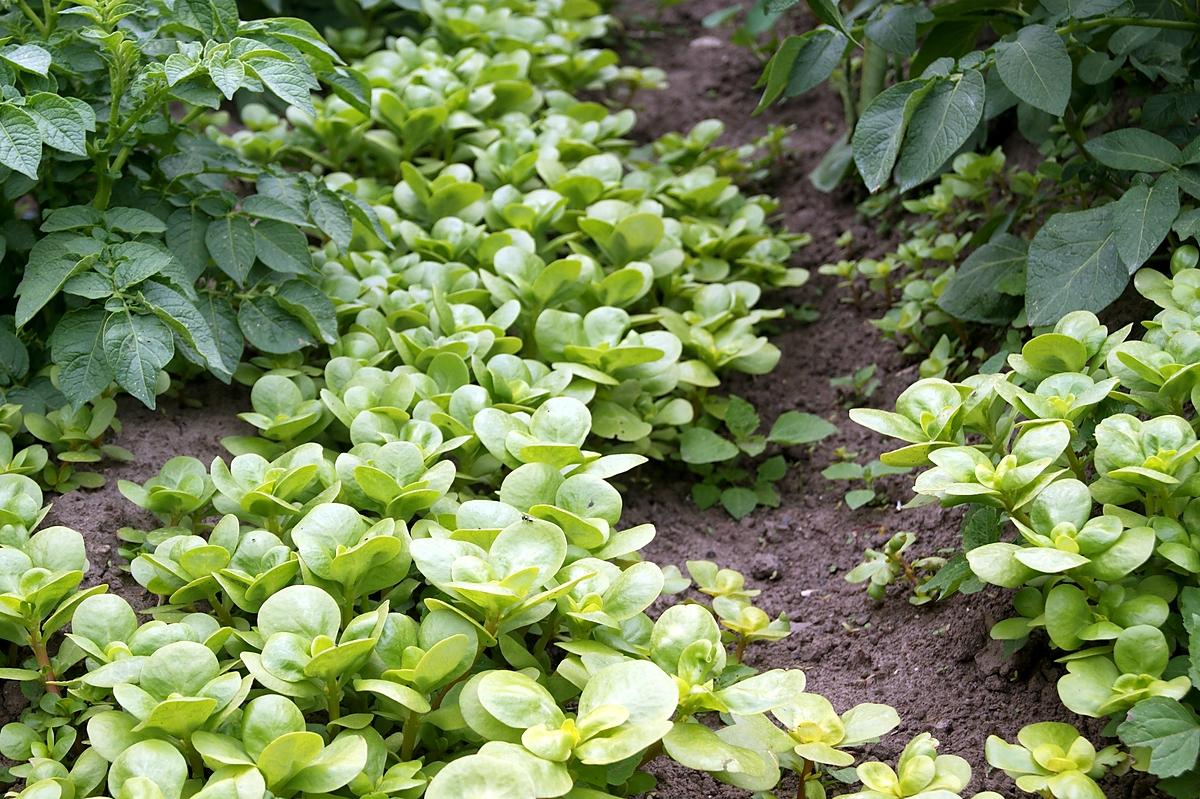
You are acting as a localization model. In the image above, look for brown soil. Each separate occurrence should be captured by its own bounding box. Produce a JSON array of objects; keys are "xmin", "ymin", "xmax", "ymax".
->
[{"xmin": 5, "ymin": 3, "xmax": 1163, "ymax": 798}]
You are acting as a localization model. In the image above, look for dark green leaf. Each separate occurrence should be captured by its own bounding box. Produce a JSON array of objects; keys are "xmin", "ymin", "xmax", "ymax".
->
[
  {"xmin": 25, "ymin": 93, "xmax": 86, "ymax": 156},
  {"xmin": 0, "ymin": 43, "xmax": 50, "ymax": 75},
  {"xmin": 895, "ymin": 70, "xmax": 986, "ymax": 191},
  {"xmin": 49, "ymin": 308, "xmax": 113, "ymax": 407},
  {"xmin": 274, "ymin": 279, "xmax": 337, "ymax": 344},
  {"xmin": 1119, "ymin": 698, "xmax": 1200, "ymax": 778},
  {"xmin": 937, "ymin": 233, "xmax": 1027, "ymax": 324},
  {"xmin": 994, "ymin": 25, "xmax": 1072, "ymax": 116},
  {"xmin": 852, "ymin": 79, "xmax": 932, "ymax": 192},
  {"xmin": 238, "ymin": 295, "xmax": 315, "ymax": 355},
  {"xmin": 166, "ymin": 208, "xmax": 211, "ymax": 282},
  {"xmin": 1115, "ymin": 173, "xmax": 1180, "ymax": 272},
  {"xmin": 198, "ymin": 294, "xmax": 243, "ymax": 378},
  {"xmin": 105, "ymin": 207, "xmax": 166, "ymax": 235},
  {"xmin": 254, "ymin": 220, "xmax": 312, "ymax": 274},
  {"xmin": 1085, "ymin": 128, "xmax": 1181, "ymax": 172},
  {"xmin": 205, "ymin": 215, "xmax": 256, "ymax": 284},
  {"xmin": 756, "ymin": 29, "xmax": 847, "ymax": 111},
  {"xmin": 721, "ymin": 487, "xmax": 758, "ymax": 520},
  {"xmin": 104, "ymin": 311, "xmax": 174, "ymax": 408},
  {"xmin": 15, "ymin": 238, "xmax": 87, "ymax": 327},
  {"xmin": 768, "ymin": 411, "xmax": 837, "ymax": 444},
  {"xmin": 141, "ymin": 280, "xmax": 232, "ymax": 381},
  {"xmin": 0, "ymin": 105, "xmax": 42, "ymax": 179},
  {"xmin": 245, "ymin": 57, "xmax": 317, "ymax": 115},
  {"xmin": 1026, "ymin": 205, "xmax": 1125, "ymax": 326},
  {"xmin": 243, "ymin": 195, "xmax": 308, "ymax": 226},
  {"xmin": 865, "ymin": 6, "xmax": 931, "ymax": 56},
  {"xmin": 680, "ymin": 428, "xmax": 739, "ymax": 464},
  {"xmin": 309, "ymin": 189, "xmax": 353, "ymax": 250}
]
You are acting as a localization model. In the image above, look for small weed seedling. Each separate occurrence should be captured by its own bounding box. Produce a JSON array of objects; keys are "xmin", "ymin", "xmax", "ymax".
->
[{"xmin": 846, "ymin": 531, "xmax": 946, "ymax": 604}]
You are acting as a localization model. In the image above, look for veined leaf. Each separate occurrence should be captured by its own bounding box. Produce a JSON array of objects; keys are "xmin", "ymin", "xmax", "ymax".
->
[
  {"xmin": 852, "ymin": 79, "xmax": 932, "ymax": 192},
  {"xmin": 245, "ymin": 56, "xmax": 317, "ymax": 115},
  {"xmin": 26, "ymin": 93, "xmax": 87, "ymax": 156},
  {"xmin": 141, "ymin": 280, "xmax": 232, "ymax": 381},
  {"xmin": 238, "ymin": 295, "xmax": 316, "ymax": 354},
  {"xmin": 104, "ymin": 310, "xmax": 174, "ymax": 408},
  {"xmin": 755, "ymin": 29, "xmax": 846, "ymax": 111},
  {"xmin": 1115, "ymin": 173, "xmax": 1180, "ymax": 272},
  {"xmin": 1026, "ymin": 205, "xmax": 1125, "ymax": 325},
  {"xmin": 206, "ymin": 215, "xmax": 256, "ymax": 284},
  {"xmin": 0, "ymin": 105, "xmax": 42, "ymax": 180},
  {"xmin": 895, "ymin": 69, "xmax": 985, "ymax": 191},
  {"xmin": 994, "ymin": 25, "xmax": 1071, "ymax": 116},
  {"xmin": 1085, "ymin": 128, "xmax": 1181, "ymax": 172},
  {"xmin": 0, "ymin": 43, "xmax": 50, "ymax": 75},
  {"xmin": 49, "ymin": 308, "xmax": 114, "ymax": 407},
  {"xmin": 937, "ymin": 233, "xmax": 1027, "ymax": 324},
  {"xmin": 15, "ymin": 237, "xmax": 90, "ymax": 327},
  {"xmin": 254, "ymin": 220, "xmax": 312, "ymax": 274},
  {"xmin": 309, "ymin": 189, "xmax": 352, "ymax": 251},
  {"xmin": 274, "ymin": 279, "xmax": 337, "ymax": 344}
]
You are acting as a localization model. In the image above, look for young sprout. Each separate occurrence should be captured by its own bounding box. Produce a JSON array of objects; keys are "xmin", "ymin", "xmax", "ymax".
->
[{"xmin": 845, "ymin": 531, "xmax": 945, "ymax": 604}]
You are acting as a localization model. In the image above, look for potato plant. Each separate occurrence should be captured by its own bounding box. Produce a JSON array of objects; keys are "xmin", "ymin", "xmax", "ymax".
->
[{"xmin": 854, "ymin": 257, "xmax": 1200, "ymax": 793}]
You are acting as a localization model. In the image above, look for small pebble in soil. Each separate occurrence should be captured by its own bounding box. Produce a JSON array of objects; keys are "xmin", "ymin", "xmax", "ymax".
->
[{"xmin": 751, "ymin": 553, "xmax": 781, "ymax": 581}]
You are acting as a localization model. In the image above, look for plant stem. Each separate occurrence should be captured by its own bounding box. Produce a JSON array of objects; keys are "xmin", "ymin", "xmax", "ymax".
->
[
  {"xmin": 532, "ymin": 610, "xmax": 559, "ymax": 658},
  {"xmin": 206, "ymin": 592, "xmax": 234, "ymax": 627},
  {"xmin": 15, "ymin": 0, "xmax": 46, "ymax": 36},
  {"xmin": 1058, "ymin": 16, "xmax": 1200, "ymax": 33},
  {"xmin": 1065, "ymin": 447, "xmax": 1087, "ymax": 481},
  {"xmin": 184, "ymin": 742, "xmax": 205, "ymax": 778},
  {"xmin": 400, "ymin": 708, "xmax": 421, "ymax": 761},
  {"xmin": 795, "ymin": 758, "xmax": 813, "ymax": 799},
  {"xmin": 325, "ymin": 679, "xmax": 341, "ymax": 721},
  {"xmin": 734, "ymin": 634, "xmax": 750, "ymax": 663},
  {"xmin": 28, "ymin": 625, "xmax": 61, "ymax": 696},
  {"xmin": 858, "ymin": 42, "xmax": 887, "ymax": 117}
]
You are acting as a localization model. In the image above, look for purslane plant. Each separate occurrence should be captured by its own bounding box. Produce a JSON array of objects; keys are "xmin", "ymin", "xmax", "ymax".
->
[{"xmin": 854, "ymin": 260, "xmax": 1200, "ymax": 794}]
